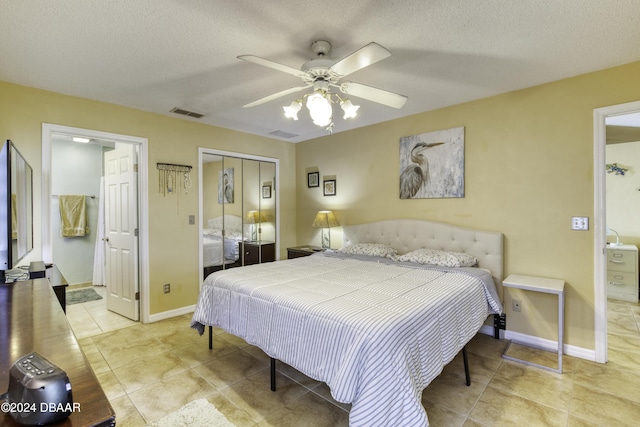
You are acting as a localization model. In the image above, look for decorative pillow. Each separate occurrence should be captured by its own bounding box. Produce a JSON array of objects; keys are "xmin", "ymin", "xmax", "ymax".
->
[
  {"xmin": 203, "ymin": 228, "xmax": 221, "ymax": 237},
  {"xmin": 395, "ymin": 248, "xmax": 478, "ymax": 268},
  {"xmin": 203, "ymin": 228, "xmax": 243, "ymax": 239},
  {"xmin": 337, "ymin": 243, "xmax": 397, "ymax": 258}
]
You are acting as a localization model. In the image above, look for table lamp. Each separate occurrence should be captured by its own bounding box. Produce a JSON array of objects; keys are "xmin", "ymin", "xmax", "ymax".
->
[
  {"xmin": 246, "ymin": 210, "xmax": 267, "ymax": 241},
  {"xmin": 606, "ymin": 226, "xmax": 622, "ymax": 246},
  {"xmin": 312, "ymin": 210, "xmax": 340, "ymax": 249}
]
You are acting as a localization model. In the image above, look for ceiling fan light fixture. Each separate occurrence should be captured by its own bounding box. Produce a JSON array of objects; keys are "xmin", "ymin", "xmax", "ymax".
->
[
  {"xmin": 306, "ymin": 91, "xmax": 333, "ymax": 127},
  {"xmin": 239, "ymin": 41, "xmax": 408, "ymax": 134},
  {"xmin": 283, "ymin": 100, "xmax": 302, "ymax": 120},
  {"xmin": 340, "ymin": 98, "xmax": 359, "ymax": 119}
]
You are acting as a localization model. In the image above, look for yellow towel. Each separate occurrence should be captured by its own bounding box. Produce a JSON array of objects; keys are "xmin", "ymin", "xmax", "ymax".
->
[{"xmin": 59, "ymin": 195, "xmax": 90, "ymax": 237}]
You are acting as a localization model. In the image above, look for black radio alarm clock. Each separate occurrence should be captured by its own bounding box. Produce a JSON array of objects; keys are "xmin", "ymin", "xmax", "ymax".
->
[{"xmin": 3, "ymin": 352, "xmax": 73, "ymax": 426}]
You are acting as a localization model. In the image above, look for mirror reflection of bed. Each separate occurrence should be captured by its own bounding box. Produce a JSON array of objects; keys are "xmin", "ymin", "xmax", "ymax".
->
[{"xmin": 202, "ymin": 215, "xmax": 244, "ymax": 276}]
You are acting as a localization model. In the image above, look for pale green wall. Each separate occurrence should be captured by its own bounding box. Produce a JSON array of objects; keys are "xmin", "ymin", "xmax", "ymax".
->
[
  {"xmin": 0, "ymin": 80, "xmax": 297, "ymax": 315},
  {"xmin": 296, "ymin": 61, "xmax": 640, "ymax": 351}
]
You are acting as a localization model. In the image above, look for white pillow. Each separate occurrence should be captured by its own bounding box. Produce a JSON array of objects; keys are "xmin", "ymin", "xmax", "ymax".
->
[
  {"xmin": 203, "ymin": 228, "xmax": 243, "ymax": 239},
  {"xmin": 395, "ymin": 248, "xmax": 477, "ymax": 268},
  {"xmin": 337, "ymin": 243, "xmax": 397, "ymax": 258}
]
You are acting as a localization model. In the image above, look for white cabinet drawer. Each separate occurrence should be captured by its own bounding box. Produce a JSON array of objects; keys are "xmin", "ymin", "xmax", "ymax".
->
[
  {"xmin": 607, "ymin": 271, "xmax": 637, "ymax": 295},
  {"xmin": 608, "ymin": 290, "xmax": 638, "ymax": 303},
  {"xmin": 607, "ymin": 250, "xmax": 637, "ymax": 273},
  {"xmin": 606, "ymin": 245, "xmax": 638, "ymax": 303}
]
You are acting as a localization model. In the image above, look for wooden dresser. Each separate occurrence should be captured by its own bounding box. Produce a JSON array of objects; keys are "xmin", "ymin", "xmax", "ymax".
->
[
  {"xmin": 240, "ymin": 241, "xmax": 275, "ymax": 265},
  {"xmin": 0, "ymin": 278, "xmax": 116, "ymax": 426},
  {"xmin": 287, "ymin": 246, "xmax": 324, "ymax": 259}
]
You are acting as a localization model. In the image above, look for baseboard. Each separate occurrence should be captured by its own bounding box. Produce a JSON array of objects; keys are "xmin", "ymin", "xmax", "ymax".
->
[
  {"xmin": 147, "ymin": 304, "xmax": 196, "ymax": 323},
  {"xmin": 146, "ymin": 312, "xmax": 599, "ymax": 362},
  {"xmin": 478, "ymin": 326, "xmax": 596, "ymax": 362}
]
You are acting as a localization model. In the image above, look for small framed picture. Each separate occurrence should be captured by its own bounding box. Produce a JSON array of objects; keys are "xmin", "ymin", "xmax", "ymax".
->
[
  {"xmin": 262, "ymin": 184, "xmax": 272, "ymax": 199},
  {"xmin": 323, "ymin": 179, "xmax": 336, "ymax": 196},
  {"xmin": 308, "ymin": 171, "xmax": 319, "ymax": 188}
]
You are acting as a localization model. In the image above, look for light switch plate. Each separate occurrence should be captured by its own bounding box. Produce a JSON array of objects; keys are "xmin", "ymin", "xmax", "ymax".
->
[{"xmin": 571, "ymin": 216, "xmax": 589, "ymax": 230}]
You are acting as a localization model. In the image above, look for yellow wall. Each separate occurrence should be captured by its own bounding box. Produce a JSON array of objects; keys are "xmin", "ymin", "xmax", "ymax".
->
[
  {"xmin": 4, "ymin": 59, "xmax": 640, "ymax": 348},
  {"xmin": 296, "ymin": 61, "xmax": 640, "ymax": 350},
  {"xmin": 0, "ymin": 80, "xmax": 297, "ymax": 315}
]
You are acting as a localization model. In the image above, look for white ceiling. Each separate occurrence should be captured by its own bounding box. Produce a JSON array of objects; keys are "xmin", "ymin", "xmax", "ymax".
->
[{"xmin": 2, "ymin": 0, "xmax": 640, "ymax": 143}]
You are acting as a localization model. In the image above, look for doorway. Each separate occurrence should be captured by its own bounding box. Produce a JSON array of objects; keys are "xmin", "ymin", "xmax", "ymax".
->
[
  {"xmin": 42, "ymin": 124, "xmax": 150, "ymax": 324},
  {"xmin": 594, "ymin": 100, "xmax": 640, "ymax": 363}
]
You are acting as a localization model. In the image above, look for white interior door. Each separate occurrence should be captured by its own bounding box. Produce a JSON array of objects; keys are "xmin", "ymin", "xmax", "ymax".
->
[{"xmin": 104, "ymin": 145, "xmax": 139, "ymax": 320}]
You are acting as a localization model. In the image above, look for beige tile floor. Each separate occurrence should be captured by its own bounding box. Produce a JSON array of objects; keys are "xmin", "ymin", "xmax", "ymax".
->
[{"xmin": 66, "ymin": 288, "xmax": 640, "ymax": 426}]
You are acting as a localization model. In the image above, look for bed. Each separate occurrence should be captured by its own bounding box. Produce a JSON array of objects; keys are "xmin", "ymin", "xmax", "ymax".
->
[
  {"xmin": 202, "ymin": 215, "xmax": 244, "ymax": 274},
  {"xmin": 191, "ymin": 219, "xmax": 504, "ymax": 426}
]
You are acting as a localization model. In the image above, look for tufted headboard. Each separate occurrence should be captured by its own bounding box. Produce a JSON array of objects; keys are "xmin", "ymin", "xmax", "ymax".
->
[
  {"xmin": 207, "ymin": 215, "xmax": 244, "ymax": 233},
  {"xmin": 342, "ymin": 219, "xmax": 504, "ymax": 299}
]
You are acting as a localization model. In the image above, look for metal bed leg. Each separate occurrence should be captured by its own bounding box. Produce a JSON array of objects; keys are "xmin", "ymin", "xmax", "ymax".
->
[
  {"xmin": 208, "ymin": 326, "xmax": 213, "ymax": 350},
  {"xmin": 462, "ymin": 345, "xmax": 470, "ymax": 386},
  {"xmin": 493, "ymin": 313, "xmax": 506, "ymax": 339},
  {"xmin": 270, "ymin": 358, "xmax": 276, "ymax": 391}
]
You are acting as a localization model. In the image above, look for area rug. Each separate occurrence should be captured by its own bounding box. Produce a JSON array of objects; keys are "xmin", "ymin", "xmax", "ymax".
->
[
  {"xmin": 147, "ymin": 399, "xmax": 236, "ymax": 427},
  {"xmin": 66, "ymin": 287, "xmax": 103, "ymax": 305}
]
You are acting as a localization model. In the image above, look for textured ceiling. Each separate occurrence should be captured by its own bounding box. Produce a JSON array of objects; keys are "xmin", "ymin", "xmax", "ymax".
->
[{"xmin": 2, "ymin": 0, "xmax": 640, "ymax": 143}]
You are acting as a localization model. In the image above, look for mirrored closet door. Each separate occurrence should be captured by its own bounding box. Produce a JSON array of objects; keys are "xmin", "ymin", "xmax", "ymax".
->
[{"xmin": 200, "ymin": 149, "xmax": 278, "ymax": 282}]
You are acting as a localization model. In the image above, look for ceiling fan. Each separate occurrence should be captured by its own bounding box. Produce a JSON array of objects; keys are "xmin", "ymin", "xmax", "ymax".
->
[{"xmin": 238, "ymin": 40, "xmax": 408, "ymax": 131}]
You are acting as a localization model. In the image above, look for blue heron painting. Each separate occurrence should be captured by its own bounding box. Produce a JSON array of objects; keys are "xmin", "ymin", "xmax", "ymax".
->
[
  {"xmin": 399, "ymin": 127, "xmax": 465, "ymax": 199},
  {"xmin": 218, "ymin": 167, "xmax": 234, "ymax": 204}
]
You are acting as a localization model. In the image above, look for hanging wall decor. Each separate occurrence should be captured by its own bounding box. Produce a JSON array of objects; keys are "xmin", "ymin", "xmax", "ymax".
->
[
  {"xmin": 157, "ymin": 162, "xmax": 193, "ymax": 212},
  {"xmin": 157, "ymin": 163, "xmax": 192, "ymax": 197},
  {"xmin": 308, "ymin": 171, "xmax": 319, "ymax": 188},
  {"xmin": 399, "ymin": 126, "xmax": 465, "ymax": 199},
  {"xmin": 606, "ymin": 163, "xmax": 629, "ymax": 176},
  {"xmin": 218, "ymin": 167, "xmax": 234, "ymax": 204}
]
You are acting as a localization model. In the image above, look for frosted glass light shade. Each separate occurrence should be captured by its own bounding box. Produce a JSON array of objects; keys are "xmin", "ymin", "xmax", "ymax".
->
[
  {"xmin": 306, "ymin": 92, "xmax": 333, "ymax": 127},
  {"xmin": 283, "ymin": 100, "xmax": 301, "ymax": 120},
  {"xmin": 340, "ymin": 99, "xmax": 359, "ymax": 119}
]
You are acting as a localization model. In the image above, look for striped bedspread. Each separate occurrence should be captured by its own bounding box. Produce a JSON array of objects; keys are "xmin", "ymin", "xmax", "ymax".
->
[{"xmin": 191, "ymin": 253, "xmax": 502, "ymax": 426}]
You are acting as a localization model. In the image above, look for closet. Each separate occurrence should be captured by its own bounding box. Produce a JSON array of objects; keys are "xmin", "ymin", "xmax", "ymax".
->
[{"xmin": 200, "ymin": 150, "xmax": 278, "ymax": 279}]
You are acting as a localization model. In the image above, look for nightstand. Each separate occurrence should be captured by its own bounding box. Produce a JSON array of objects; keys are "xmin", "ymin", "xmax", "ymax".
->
[
  {"xmin": 287, "ymin": 245, "xmax": 324, "ymax": 259},
  {"xmin": 606, "ymin": 244, "xmax": 639, "ymax": 303},
  {"xmin": 240, "ymin": 241, "xmax": 275, "ymax": 265},
  {"xmin": 502, "ymin": 274, "xmax": 565, "ymax": 374}
]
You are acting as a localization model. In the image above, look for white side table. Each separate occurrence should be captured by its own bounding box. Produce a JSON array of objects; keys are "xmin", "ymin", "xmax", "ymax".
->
[{"xmin": 502, "ymin": 274, "xmax": 565, "ymax": 374}]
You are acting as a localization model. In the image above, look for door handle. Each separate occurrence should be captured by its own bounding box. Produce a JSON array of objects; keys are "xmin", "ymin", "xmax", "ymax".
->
[{"xmin": 103, "ymin": 237, "xmax": 109, "ymax": 242}]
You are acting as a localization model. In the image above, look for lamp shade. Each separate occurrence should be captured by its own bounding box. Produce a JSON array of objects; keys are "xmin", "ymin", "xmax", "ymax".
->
[
  {"xmin": 283, "ymin": 100, "xmax": 301, "ymax": 120},
  {"xmin": 340, "ymin": 99, "xmax": 360, "ymax": 119},
  {"xmin": 246, "ymin": 210, "xmax": 267, "ymax": 224},
  {"xmin": 311, "ymin": 210, "xmax": 340, "ymax": 228}
]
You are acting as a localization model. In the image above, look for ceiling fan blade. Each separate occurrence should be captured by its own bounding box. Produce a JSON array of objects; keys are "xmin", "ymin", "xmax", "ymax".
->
[
  {"xmin": 238, "ymin": 55, "xmax": 307, "ymax": 78},
  {"xmin": 330, "ymin": 42, "xmax": 391, "ymax": 77},
  {"xmin": 242, "ymin": 85, "xmax": 311, "ymax": 108},
  {"xmin": 340, "ymin": 81, "xmax": 408, "ymax": 109}
]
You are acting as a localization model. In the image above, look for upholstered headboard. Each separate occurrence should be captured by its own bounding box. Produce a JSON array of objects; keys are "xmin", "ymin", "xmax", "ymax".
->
[
  {"xmin": 342, "ymin": 219, "xmax": 504, "ymax": 299},
  {"xmin": 207, "ymin": 215, "xmax": 243, "ymax": 233}
]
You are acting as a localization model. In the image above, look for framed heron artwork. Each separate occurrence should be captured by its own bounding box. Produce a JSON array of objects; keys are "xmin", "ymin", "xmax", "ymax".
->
[
  {"xmin": 399, "ymin": 126, "xmax": 465, "ymax": 199},
  {"xmin": 218, "ymin": 167, "xmax": 234, "ymax": 204}
]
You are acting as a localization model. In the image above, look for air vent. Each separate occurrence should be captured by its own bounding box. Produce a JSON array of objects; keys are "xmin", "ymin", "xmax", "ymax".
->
[
  {"xmin": 269, "ymin": 130, "xmax": 298, "ymax": 139},
  {"xmin": 170, "ymin": 107, "xmax": 204, "ymax": 119}
]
